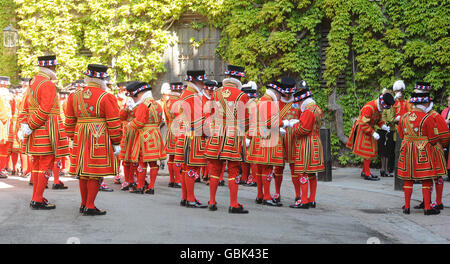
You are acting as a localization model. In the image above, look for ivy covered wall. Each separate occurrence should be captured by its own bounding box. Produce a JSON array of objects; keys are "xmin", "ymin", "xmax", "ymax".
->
[
  {"xmin": 0, "ymin": 0, "xmax": 19, "ymax": 84},
  {"xmin": 10, "ymin": 0, "xmax": 449, "ymax": 165}
]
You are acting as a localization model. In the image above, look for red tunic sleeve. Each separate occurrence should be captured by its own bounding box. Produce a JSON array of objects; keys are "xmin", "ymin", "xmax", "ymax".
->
[
  {"xmin": 293, "ymin": 109, "xmax": 315, "ymax": 136},
  {"xmin": 101, "ymin": 93, "xmax": 122, "ymax": 145},
  {"xmin": 28, "ymin": 81, "xmax": 57, "ymax": 130},
  {"xmin": 130, "ymin": 103, "xmax": 149, "ymax": 130},
  {"xmin": 64, "ymin": 92, "xmax": 77, "ymax": 140}
]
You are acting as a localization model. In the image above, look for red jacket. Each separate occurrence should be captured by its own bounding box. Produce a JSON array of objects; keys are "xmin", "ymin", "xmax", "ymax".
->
[
  {"xmin": 346, "ymin": 99, "xmax": 385, "ymax": 159},
  {"xmin": 20, "ymin": 73, "xmax": 69, "ymax": 157},
  {"xmin": 204, "ymin": 82, "xmax": 250, "ymax": 161},
  {"xmin": 64, "ymin": 84, "xmax": 122, "ymax": 178}
]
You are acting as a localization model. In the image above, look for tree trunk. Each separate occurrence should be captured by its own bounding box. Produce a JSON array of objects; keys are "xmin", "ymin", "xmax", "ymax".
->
[{"xmin": 328, "ymin": 86, "xmax": 348, "ymax": 144}]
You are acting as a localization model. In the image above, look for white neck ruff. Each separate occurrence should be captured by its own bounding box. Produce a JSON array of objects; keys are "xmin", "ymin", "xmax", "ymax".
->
[
  {"xmin": 265, "ymin": 89, "xmax": 278, "ymax": 102},
  {"xmin": 186, "ymin": 81, "xmax": 204, "ymax": 96},
  {"xmin": 85, "ymin": 77, "xmax": 107, "ymax": 91},
  {"xmin": 39, "ymin": 67, "xmax": 57, "ymax": 80},
  {"xmin": 223, "ymin": 77, "xmax": 242, "ymax": 90},
  {"xmin": 135, "ymin": 90, "xmax": 153, "ymax": 106},
  {"xmin": 301, "ymin": 98, "xmax": 315, "ymax": 112}
]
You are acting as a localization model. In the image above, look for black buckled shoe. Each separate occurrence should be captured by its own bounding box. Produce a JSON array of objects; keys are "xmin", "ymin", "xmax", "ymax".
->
[
  {"xmin": 238, "ymin": 180, "xmax": 246, "ymax": 185},
  {"xmin": 402, "ymin": 205, "xmax": 410, "ymax": 215},
  {"xmin": 83, "ymin": 207, "xmax": 107, "ymax": 216},
  {"xmin": 434, "ymin": 203, "xmax": 444, "ymax": 210},
  {"xmin": 424, "ymin": 207, "xmax": 440, "ymax": 215},
  {"xmin": 180, "ymin": 199, "xmax": 187, "ymax": 207},
  {"xmin": 186, "ymin": 200, "xmax": 207, "ymax": 208},
  {"xmin": 246, "ymin": 182, "xmax": 257, "ymax": 187},
  {"xmin": 30, "ymin": 200, "xmax": 56, "ymax": 210},
  {"xmin": 255, "ymin": 198, "xmax": 263, "ymax": 204},
  {"xmin": 229, "ymin": 204, "xmax": 249, "ymax": 214},
  {"xmin": 52, "ymin": 182, "xmax": 68, "ymax": 190},
  {"xmin": 365, "ymin": 175, "xmax": 380, "ymax": 181},
  {"xmin": 308, "ymin": 201, "xmax": 316, "ymax": 208},
  {"xmin": 289, "ymin": 202, "xmax": 309, "ymax": 209},
  {"xmin": 79, "ymin": 205, "xmax": 86, "ymax": 214},
  {"xmin": 120, "ymin": 183, "xmax": 131, "ymax": 191},
  {"xmin": 263, "ymin": 199, "xmax": 282, "ymax": 207},
  {"xmin": 130, "ymin": 188, "xmax": 144, "ymax": 194},
  {"xmin": 144, "ymin": 188, "xmax": 154, "ymax": 195},
  {"xmin": 208, "ymin": 202, "xmax": 217, "ymax": 211},
  {"xmin": 100, "ymin": 185, "xmax": 114, "ymax": 192},
  {"xmin": 380, "ymin": 171, "xmax": 387, "ymax": 177},
  {"xmin": 168, "ymin": 182, "xmax": 175, "ymax": 188},
  {"xmin": 174, "ymin": 183, "xmax": 181, "ymax": 188},
  {"xmin": 414, "ymin": 201, "xmax": 424, "ymax": 209},
  {"xmin": 195, "ymin": 178, "xmax": 200, "ymax": 183},
  {"xmin": 218, "ymin": 180, "xmax": 225, "ymax": 186}
]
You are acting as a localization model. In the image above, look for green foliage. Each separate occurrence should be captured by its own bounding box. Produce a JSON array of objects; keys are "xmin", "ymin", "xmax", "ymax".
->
[
  {"xmin": 0, "ymin": 0, "xmax": 19, "ymax": 84},
  {"xmin": 8, "ymin": 0, "xmax": 450, "ymax": 165}
]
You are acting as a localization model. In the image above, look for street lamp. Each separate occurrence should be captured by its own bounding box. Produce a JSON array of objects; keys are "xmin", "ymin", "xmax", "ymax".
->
[{"xmin": 3, "ymin": 24, "xmax": 18, "ymax": 48}]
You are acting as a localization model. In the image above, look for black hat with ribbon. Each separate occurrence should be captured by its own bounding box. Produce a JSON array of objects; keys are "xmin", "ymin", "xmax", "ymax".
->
[
  {"xmin": 126, "ymin": 81, "xmax": 151, "ymax": 97},
  {"xmin": 37, "ymin": 55, "xmax": 58, "ymax": 67},
  {"xmin": 266, "ymin": 80, "xmax": 284, "ymax": 94},
  {"xmin": 293, "ymin": 88, "xmax": 313, "ymax": 102},
  {"xmin": 185, "ymin": 70, "xmax": 206, "ymax": 82},
  {"xmin": 280, "ymin": 77, "xmax": 297, "ymax": 94},
  {"xmin": 225, "ymin": 65, "xmax": 245, "ymax": 78},
  {"xmin": 0, "ymin": 76, "xmax": 11, "ymax": 87},
  {"xmin": 204, "ymin": 80, "xmax": 219, "ymax": 91},
  {"xmin": 378, "ymin": 93, "xmax": 395, "ymax": 109},
  {"xmin": 84, "ymin": 64, "xmax": 109, "ymax": 79},
  {"xmin": 170, "ymin": 82, "xmax": 186, "ymax": 91}
]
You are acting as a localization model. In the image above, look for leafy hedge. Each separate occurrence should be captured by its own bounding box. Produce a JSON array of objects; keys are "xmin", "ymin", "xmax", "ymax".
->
[{"xmin": 12, "ymin": 0, "xmax": 449, "ymax": 165}]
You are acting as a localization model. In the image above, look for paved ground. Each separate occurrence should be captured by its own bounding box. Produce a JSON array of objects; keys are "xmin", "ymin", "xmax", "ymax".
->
[{"xmin": 0, "ymin": 166, "xmax": 449, "ymax": 244}]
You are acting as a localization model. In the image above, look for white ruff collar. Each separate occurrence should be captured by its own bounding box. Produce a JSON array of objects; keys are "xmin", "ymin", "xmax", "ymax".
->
[
  {"xmin": 186, "ymin": 81, "xmax": 204, "ymax": 96},
  {"xmin": 265, "ymin": 89, "xmax": 278, "ymax": 101},
  {"xmin": 39, "ymin": 67, "xmax": 57, "ymax": 80},
  {"xmin": 85, "ymin": 77, "xmax": 107, "ymax": 90},
  {"xmin": 223, "ymin": 77, "xmax": 242, "ymax": 90},
  {"xmin": 301, "ymin": 98, "xmax": 315, "ymax": 112},
  {"xmin": 135, "ymin": 90, "xmax": 153, "ymax": 106},
  {"xmin": 414, "ymin": 104, "xmax": 427, "ymax": 112}
]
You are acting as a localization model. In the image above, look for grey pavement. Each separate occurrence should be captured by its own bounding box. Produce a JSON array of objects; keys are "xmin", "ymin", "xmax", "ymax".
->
[{"xmin": 0, "ymin": 165, "xmax": 449, "ymax": 244}]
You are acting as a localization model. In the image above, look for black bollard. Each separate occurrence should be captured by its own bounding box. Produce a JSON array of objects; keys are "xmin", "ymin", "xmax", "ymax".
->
[
  {"xmin": 394, "ymin": 131, "xmax": 403, "ymax": 191},
  {"xmin": 318, "ymin": 123, "xmax": 332, "ymax": 182}
]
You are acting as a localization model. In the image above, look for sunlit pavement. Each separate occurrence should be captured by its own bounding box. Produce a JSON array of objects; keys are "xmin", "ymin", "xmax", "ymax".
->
[{"xmin": 0, "ymin": 167, "xmax": 449, "ymax": 244}]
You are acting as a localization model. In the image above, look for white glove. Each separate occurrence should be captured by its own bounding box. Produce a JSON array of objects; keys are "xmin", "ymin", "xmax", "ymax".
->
[
  {"xmin": 381, "ymin": 125, "xmax": 390, "ymax": 132},
  {"xmin": 289, "ymin": 119, "xmax": 300, "ymax": 128},
  {"xmin": 372, "ymin": 132, "xmax": 380, "ymax": 140},
  {"xmin": 282, "ymin": 120, "xmax": 290, "ymax": 128},
  {"xmin": 21, "ymin": 123, "xmax": 32, "ymax": 136},
  {"xmin": 17, "ymin": 130, "xmax": 24, "ymax": 141},
  {"xmin": 113, "ymin": 145, "xmax": 121, "ymax": 156},
  {"xmin": 395, "ymin": 116, "xmax": 401, "ymax": 122},
  {"xmin": 245, "ymin": 138, "xmax": 250, "ymax": 147},
  {"xmin": 126, "ymin": 98, "xmax": 135, "ymax": 110},
  {"xmin": 279, "ymin": 127, "xmax": 286, "ymax": 135}
]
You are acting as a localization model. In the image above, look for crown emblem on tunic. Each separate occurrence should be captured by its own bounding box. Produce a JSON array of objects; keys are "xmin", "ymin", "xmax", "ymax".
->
[
  {"xmin": 409, "ymin": 113, "xmax": 417, "ymax": 122},
  {"xmin": 222, "ymin": 89, "xmax": 231, "ymax": 98},
  {"xmin": 83, "ymin": 88, "xmax": 92, "ymax": 99}
]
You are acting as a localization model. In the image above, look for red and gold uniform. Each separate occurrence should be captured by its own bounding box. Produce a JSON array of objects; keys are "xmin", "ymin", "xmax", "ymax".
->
[
  {"xmin": 346, "ymin": 94, "xmax": 395, "ymax": 179},
  {"xmin": 291, "ymin": 94, "xmax": 324, "ymax": 208},
  {"xmin": 398, "ymin": 107, "xmax": 439, "ymax": 212},
  {"xmin": 163, "ymin": 83, "xmax": 185, "ymax": 187},
  {"xmin": 119, "ymin": 97, "xmax": 137, "ymax": 188},
  {"xmin": 246, "ymin": 83, "xmax": 291, "ymax": 205},
  {"xmin": 121, "ymin": 87, "xmax": 166, "ymax": 193},
  {"xmin": 204, "ymin": 74, "xmax": 249, "ymax": 211},
  {"xmin": 174, "ymin": 71, "xmax": 208, "ymax": 207},
  {"xmin": 0, "ymin": 77, "xmax": 12, "ymax": 177},
  {"xmin": 19, "ymin": 64, "xmax": 70, "ymax": 206},
  {"xmin": 65, "ymin": 64, "xmax": 122, "ymax": 214}
]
